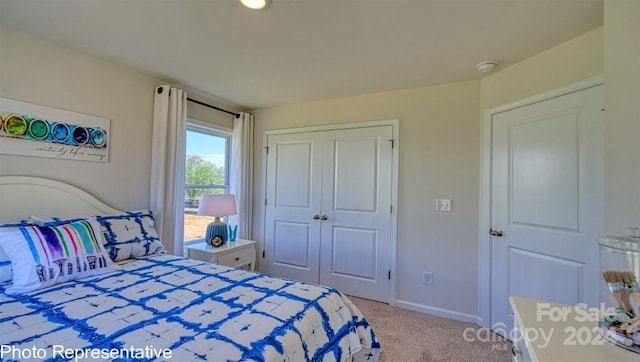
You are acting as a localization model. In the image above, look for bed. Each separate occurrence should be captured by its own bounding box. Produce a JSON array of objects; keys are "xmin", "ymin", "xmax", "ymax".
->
[{"xmin": 0, "ymin": 176, "xmax": 381, "ymax": 361}]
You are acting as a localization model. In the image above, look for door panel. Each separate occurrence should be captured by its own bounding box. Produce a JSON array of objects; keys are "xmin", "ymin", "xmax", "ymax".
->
[
  {"xmin": 273, "ymin": 221, "xmax": 311, "ymax": 269},
  {"xmin": 333, "ymin": 138, "xmax": 379, "ymax": 212},
  {"xmin": 330, "ymin": 227, "xmax": 377, "ymax": 280},
  {"xmin": 275, "ymin": 142, "xmax": 313, "ymax": 208},
  {"xmin": 490, "ymin": 85, "xmax": 603, "ymax": 336},
  {"xmin": 508, "ymin": 248, "xmax": 584, "ymax": 305},
  {"xmin": 510, "ymin": 112, "xmax": 579, "ymax": 230},
  {"xmin": 264, "ymin": 134, "xmax": 322, "ymax": 283},
  {"xmin": 320, "ymin": 126, "xmax": 392, "ymax": 301}
]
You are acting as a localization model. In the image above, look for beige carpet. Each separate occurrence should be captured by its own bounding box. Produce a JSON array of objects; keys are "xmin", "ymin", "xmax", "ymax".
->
[{"xmin": 349, "ymin": 296, "xmax": 512, "ymax": 362}]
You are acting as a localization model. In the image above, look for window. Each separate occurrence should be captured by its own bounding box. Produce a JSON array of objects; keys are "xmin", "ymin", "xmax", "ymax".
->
[{"xmin": 184, "ymin": 121, "xmax": 231, "ymax": 241}]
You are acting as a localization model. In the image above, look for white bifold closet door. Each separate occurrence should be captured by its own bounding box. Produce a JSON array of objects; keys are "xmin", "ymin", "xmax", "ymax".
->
[{"xmin": 264, "ymin": 125, "xmax": 393, "ymax": 302}]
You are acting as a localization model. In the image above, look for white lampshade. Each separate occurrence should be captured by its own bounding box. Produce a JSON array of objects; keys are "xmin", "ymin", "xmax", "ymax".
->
[{"xmin": 198, "ymin": 194, "xmax": 237, "ymax": 217}]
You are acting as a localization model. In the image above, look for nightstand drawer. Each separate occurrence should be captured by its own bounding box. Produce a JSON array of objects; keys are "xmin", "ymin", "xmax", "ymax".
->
[
  {"xmin": 217, "ymin": 247, "xmax": 254, "ymax": 268},
  {"xmin": 188, "ymin": 248, "xmax": 218, "ymax": 263}
]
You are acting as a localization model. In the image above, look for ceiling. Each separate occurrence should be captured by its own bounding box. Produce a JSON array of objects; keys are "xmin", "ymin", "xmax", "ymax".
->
[{"xmin": 0, "ymin": 0, "xmax": 603, "ymax": 110}]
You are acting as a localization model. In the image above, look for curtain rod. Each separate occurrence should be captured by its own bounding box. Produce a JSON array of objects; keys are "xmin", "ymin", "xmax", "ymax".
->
[{"xmin": 187, "ymin": 97, "xmax": 240, "ymax": 118}]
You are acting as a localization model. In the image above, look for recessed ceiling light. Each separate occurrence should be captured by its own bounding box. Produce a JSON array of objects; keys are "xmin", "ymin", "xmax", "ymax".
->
[
  {"xmin": 476, "ymin": 61, "xmax": 497, "ymax": 73},
  {"xmin": 241, "ymin": 0, "xmax": 271, "ymax": 10}
]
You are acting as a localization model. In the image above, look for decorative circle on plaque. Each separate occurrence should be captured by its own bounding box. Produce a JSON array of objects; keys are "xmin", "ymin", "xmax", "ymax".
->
[
  {"xmin": 72, "ymin": 126, "xmax": 89, "ymax": 145},
  {"xmin": 28, "ymin": 119, "xmax": 50, "ymax": 140},
  {"xmin": 51, "ymin": 122, "xmax": 70, "ymax": 142},
  {"xmin": 90, "ymin": 128, "xmax": 107, "ymax": 148},
  {"xmin": 5, "ymin": 114, "xmax": 28, "ymax": 136}
]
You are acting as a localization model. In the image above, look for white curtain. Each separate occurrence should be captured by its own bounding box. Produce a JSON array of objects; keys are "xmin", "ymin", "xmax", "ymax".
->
[
  {"xmin": 229, "ymin": 112, "xmax": 254, "ymax": 240},
  {"xmin": 150, "ymin": 85, "xmax": 187, "ymax": 256}
]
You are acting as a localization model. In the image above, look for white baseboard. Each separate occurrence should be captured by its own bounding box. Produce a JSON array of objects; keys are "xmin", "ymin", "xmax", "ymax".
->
[{"xmin": 395, "ymin": 299, "xmax": 481, "ymax": 325}]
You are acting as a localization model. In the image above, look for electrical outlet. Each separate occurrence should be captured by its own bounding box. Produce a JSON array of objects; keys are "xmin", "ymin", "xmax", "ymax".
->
[
  {"xmin": 423, "ymin": 271, "xmax": 433, "ymax": 285},
  {"xmin": 436, "ymin": 199, "xmax": 452, "ymax": 212}
]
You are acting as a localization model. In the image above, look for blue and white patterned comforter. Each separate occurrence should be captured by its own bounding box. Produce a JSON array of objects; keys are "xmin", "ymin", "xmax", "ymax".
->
[{"xmin": 0, "ymin": 255, "xmax": 381, "ymax": 361}]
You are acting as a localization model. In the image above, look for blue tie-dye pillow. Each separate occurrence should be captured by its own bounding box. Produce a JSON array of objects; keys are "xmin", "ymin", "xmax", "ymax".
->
[
  {"xmin": 31, "ymin": 210, "xmax": 166, "ymax": 262},
  {"xmin": 96, "ymin": 210, "xmax": 165, "ymax": 261},
  {"xmin": 0, "ymin": 218, "xmax": 118, "ymax": 294}
]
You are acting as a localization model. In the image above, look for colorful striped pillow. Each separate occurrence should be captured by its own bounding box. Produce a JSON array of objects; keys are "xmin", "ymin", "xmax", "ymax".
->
[{"xmin": 0, "ymin": 218, "xmax": 117, "ymax": 294}]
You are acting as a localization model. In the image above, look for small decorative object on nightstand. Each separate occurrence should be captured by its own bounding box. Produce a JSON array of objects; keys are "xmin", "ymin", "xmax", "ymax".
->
[
  {"xmin": 197, "ymin": 194, "xmax": 237, "ymax": 247},
  {"xmin": 228, "ymin": 224, "xmax": 238, "ymax": 241},
  {"xmin": 185, "ymin": 239, "xmax": 256, "ymax": 271}
]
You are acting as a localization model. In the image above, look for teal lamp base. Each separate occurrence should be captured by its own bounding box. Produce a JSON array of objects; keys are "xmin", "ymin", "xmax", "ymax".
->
[{"xmin": 205, "ymin": 218, "xmax": 228, "ymax": 246}]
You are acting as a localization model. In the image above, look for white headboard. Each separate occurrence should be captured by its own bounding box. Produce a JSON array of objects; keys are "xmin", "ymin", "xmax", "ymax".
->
[{"xmin": 0, "ymin": 176, "xmax": 123, "ymax": 223}]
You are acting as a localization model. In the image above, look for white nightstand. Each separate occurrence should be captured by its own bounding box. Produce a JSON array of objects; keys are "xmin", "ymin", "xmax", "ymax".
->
[{"xmin": 185, "ymin": 239, "xmax": 257, "ymax": 271}]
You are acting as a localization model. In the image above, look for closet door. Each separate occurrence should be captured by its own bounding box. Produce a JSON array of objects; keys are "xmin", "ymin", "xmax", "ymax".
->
[
  {"xmin": 319, "ymin": 126, "xmax": 393, "ymax": 301},
  {"xmin": 263, "ymin": 132, "xmax": 323, "ymax": 283},
  {"xmin": 264, "ymin": 125, "xmax": 394, "ymax": 303}
]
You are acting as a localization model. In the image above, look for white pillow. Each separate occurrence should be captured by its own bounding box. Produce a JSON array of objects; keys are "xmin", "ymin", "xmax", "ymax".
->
[
  {"xmin": 0, "ymin": 246, "xmax": 12, "ymax": 284},
  {"xmin": 0, "ymin": 218, "xmax": 118, "ymax": 294},
  {"xmin": 0, "ymin": 220, "xmax": 34, "ymax": 284}
]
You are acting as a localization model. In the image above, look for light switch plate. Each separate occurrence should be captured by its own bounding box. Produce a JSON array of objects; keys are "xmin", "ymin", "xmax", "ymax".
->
[{"xmin": 436, "ymin": 199, "xmax": 452, "ymax": 212}]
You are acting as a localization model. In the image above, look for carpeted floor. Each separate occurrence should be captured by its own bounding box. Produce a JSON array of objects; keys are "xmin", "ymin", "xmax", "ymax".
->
[{"xmin": 349, "ymin": 296, "xmax": 512, "ymax": 362}]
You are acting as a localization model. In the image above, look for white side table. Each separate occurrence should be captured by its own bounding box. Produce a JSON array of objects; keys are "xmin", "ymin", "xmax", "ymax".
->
[
  {"xmin": 185, "ymin": 239, "xmax": 256, "ymax": 271},
  {"xmin": 510, "ymin": 296, "xmax": 638, "ymax": 362}
]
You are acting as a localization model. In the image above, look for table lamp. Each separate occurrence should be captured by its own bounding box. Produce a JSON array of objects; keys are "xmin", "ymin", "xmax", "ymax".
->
[{"xmin": 197, "ymin": 194, "xmax": 237, "ymax": 247}]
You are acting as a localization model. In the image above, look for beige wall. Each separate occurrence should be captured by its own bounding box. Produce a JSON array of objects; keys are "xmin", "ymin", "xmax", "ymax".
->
[
  {"xmin": 480, "ymin": 27, "xmax": 603, "ymax": 110},
  {"xmin": 0, "ymin": 27, "xmax": 236, "ymax": 211},
  {"xmin": 252, "ymin": 81, "xmax": 481, "ymax": 317},
  {"xmin": 603, "ymin": 0, "xmax": 640, "ymax": 233},
  {"xmin": 0, "ymin": 27, "xmax": 159, "ymax": 210}
]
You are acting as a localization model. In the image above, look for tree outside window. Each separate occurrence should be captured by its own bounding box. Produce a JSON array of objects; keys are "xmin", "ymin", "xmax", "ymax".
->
[{"xmin": 185, "ymin": 154, "xmax": 226, "ymax": 205}]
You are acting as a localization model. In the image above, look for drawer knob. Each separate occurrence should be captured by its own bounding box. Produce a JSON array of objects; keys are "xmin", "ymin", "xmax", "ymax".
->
[{"xmin": 235, "ymin": 257, "xmax": 240, "ymax": 261}]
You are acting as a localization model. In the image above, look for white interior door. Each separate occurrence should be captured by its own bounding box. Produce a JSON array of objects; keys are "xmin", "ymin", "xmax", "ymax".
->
[
  {"xmin": 319, "ymin": 126, "xmax": 393, "ymax": 301},
  {"xmin": 490, "ymin": 85, "xmax": 604, "ymax": 336},
  {"xmin": 264, "ymin": 124, "xmax": 394, "ymax": 302},
  {"xmin": 263, "ymin": 132, "xmax": 323, "ymax": 283}
]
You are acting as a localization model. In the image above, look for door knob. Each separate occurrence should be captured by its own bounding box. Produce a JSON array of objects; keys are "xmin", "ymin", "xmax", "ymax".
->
[
  {"xmin": 490, "ymin": 228, "xmax": 504, "ymax": 237},
  {"xmin": 313, "ymin": 214, "xmax": 320, "ymax": 220},
  {"xmin": 320, "ymin": 215, "xmax": 328, "ymax": 220}
]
